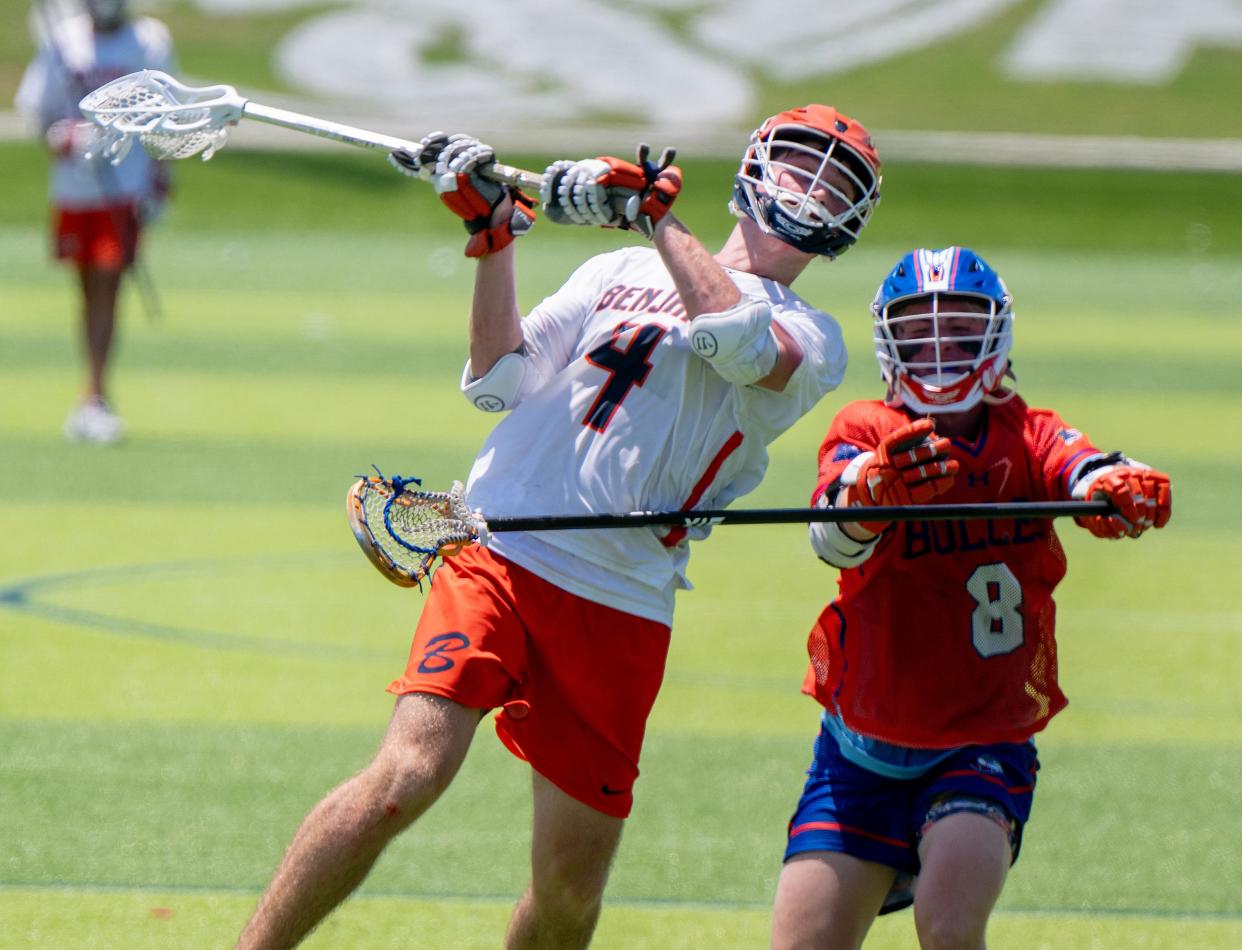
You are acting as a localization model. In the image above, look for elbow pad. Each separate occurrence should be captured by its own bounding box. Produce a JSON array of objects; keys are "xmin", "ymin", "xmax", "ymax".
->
[
  {"xmin": 809, "ymin": 520, "xmax": 880, "ymax": 569},
  {"xmin": 808, "ymin": 483, "xmax": 880, "ymax": 568},
  {"xmin": 808, "ymin": 462, "xmax": 880, "ymax": 568},
  {"xmin": 460, "ymin": 350, "xmax": 528, "ymax": 413},
  {"xmin": 690, "ymin": 298, "xmax": 779, "ymax": 385}
]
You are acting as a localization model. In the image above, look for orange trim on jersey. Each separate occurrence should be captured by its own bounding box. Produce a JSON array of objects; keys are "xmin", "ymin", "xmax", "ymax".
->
[
  {"xmin": 660, "ymin": 429, "xmax": 744, "ymax": 547},
  {"xmin": 789, "ymin": 820, "xmax": 909, "ymax": 850}
]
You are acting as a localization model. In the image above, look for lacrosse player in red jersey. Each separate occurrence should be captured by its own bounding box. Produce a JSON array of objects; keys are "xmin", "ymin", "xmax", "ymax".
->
[
  {"xmin": 770, "ymin": 247, "xmax": 1172, "ymax": 950},
  {"xmin": 15, "ymin": 0, "xmax": 175, "ymax": 443},
  {"xmin": 237, "ymin": 107, "xmax": 882, "ymax": 949}
]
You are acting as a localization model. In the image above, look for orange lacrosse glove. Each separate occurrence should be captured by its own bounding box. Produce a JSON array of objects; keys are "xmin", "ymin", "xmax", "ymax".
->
[
  {"xmin": 845, "ymin": 418, "xmax": 958, "ymax": 534},
  {"xmin": 541, "ymin": 144, "xmax": 681, "ymax": 237},
  {"xmin": 1075, "ymin": 466, "xmax": 1172, "ymax": 539},
  {"xmin": 393, "ymin": 133, "xmax": 537, "ymax": 258},
  {"xmin": 596, "ymin": 153, "xmax": 682, "ymax": 234}
]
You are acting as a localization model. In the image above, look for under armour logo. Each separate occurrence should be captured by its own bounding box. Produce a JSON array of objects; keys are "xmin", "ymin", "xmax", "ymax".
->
[{"xmin": 968, "ymin": 471, "xmax": 991, "ymax": 487}]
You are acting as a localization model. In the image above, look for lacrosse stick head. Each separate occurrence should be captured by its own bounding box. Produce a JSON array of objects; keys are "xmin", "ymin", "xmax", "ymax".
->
[
  {"xmin": 346, "ymin": 474, "xmax": 482, "ymax": 587},
  {"xmin": 79, "ymin": 70, "xmax": 244, "ymax": 163}
]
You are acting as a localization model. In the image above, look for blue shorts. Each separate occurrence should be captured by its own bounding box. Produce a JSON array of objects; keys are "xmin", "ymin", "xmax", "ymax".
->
[{"xmin": 783, "ymin": 724, "xmax": 1039, "ymax": 910}]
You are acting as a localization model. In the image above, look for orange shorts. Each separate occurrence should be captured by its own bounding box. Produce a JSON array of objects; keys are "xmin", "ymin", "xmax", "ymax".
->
[
  {"xmin": 54, "ymin": 204, "xmax": 141, "ymax": 270},
  {"xmin": 387, "ymin": 544, "xmax": 671, "ymax": 818}
]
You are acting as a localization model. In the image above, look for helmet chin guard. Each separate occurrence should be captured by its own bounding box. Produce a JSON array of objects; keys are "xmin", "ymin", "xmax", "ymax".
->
[
  {"xmin": 872, "ymin": 247, "xmax": 1015, "ymax": 414},
  {"xmin": 731, "ymin": 105, "xmax": 881, "ymax": 258}
]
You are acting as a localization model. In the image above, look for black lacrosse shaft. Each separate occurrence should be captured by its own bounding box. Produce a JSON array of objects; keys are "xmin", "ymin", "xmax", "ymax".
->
[{"xmin": 485, "ymin": 500, "xmax": 1112, "ymax": 532}]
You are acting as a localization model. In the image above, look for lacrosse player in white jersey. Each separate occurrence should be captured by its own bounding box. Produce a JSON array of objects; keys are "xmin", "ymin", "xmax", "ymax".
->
[
  {"xmin": 238, "ymin": 106, "xmax": 882, "ymax": 950},
  {"xmin": 15, "ymin": 0, "xmax": 175, "ymax": 443}
]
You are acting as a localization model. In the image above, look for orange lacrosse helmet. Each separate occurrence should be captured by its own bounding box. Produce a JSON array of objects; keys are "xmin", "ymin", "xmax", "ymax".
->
[{"xmin": 731, "ymin": 105, "xmax": 881, "ymax": 258}]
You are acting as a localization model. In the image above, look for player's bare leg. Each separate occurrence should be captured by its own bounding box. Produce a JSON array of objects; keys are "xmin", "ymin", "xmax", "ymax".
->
[
  {"xmin": 80, "ymin": 264, "xmax": 122, "ymax": 401},
  {"xmin": 770, "ymin": 851, "xmax": 895, "ymax": 950},
  {"xmin": 236, "ymin": 693, "xmax": 480, "ymax": 950},
  {"xmin": 505, "ymin": 771, "xmax": 625, "ymax": 949},
  {"xmin": 913, "ymin": 811, "xmax": 1011, "ymax": 949}
]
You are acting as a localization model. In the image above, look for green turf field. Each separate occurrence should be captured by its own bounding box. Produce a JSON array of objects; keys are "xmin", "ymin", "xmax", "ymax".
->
[
  {"xmin": 1, "ymin": 139, "xmax": 1240, "ymax": 949},
  {"xmin": 6, "ymin": 0, "xmax": 1242, "ymax": 140}
]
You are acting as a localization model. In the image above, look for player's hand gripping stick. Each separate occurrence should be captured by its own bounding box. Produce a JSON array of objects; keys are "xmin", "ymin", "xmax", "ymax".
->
[{"xmin": 845, "ymin": 418, "xmax": 959, "ymax": 535}]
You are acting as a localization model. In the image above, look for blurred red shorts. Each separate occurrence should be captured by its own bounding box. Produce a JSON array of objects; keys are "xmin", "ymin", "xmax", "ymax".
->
[
  {"xmin": 54, "ymin": 203, "xmax": 140, "ymax": 269},
  {"xmin": 387, "ymin": 543, "xmax": 671, "ymax": 818}
]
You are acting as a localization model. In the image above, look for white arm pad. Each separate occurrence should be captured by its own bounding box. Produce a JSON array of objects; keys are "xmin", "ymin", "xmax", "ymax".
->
[
  {"xmin": 838, "ymin": 451, "xmax": 875, "ymax": 487},
  {"xmin": 808, "ymin": 486, "xmax": 881, "ymax": 569},
  {"xmin": 460, "ymin": 350, "xmax": 529, "ymax": 413},
  {"xmin": 809, "ymin": 520, "xmax": 881, "ymax": 569},
  {"xmin": 1069, "ymin": 452, "xmax": 1150, "ymax": 498},
  {"xmin": 690, "ymin": 298, "xmax": 779, "ymax": 385},
  {"xmin": 804, "ymin": 454, "xmax": 884, "ymax": 566}
]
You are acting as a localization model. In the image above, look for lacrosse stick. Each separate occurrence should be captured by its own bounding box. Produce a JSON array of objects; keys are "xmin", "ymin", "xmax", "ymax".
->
[
  {"xmin": 77, "ymin": 70, "xmax": 544, "ymax": 191},
  {"xmin": 346, "ymin": 473, "xmax": 1112, "ymax": 587}
]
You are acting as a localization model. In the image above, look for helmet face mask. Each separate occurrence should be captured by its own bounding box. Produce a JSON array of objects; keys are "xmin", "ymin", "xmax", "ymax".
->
[
  {"xmin": 731, "ymin": 105, "xmax": 881, "ymax": 259},
  {"xmin": 872, "ymin": 248, "xmax": 1014, "ymax": 414}
]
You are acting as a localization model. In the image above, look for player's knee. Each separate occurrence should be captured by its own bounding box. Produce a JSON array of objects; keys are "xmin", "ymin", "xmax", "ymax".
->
[
  {"xmin": 531, "ymin": 849, "xmax": 612, "ymax": 917},
  {"xmin": 912, "ymin": 904, "xmax": 987, "ymax": 950},
  {"xmin": 532, "ymin": 880, "xmax": 605, "ymax": 934},
  {"xmin": 368, "ymin": 725, "xmax": 468, "ymax": 820},
  {"xmin": 363, "ymin": 750, "xmax": 452, "ymax": 824}
]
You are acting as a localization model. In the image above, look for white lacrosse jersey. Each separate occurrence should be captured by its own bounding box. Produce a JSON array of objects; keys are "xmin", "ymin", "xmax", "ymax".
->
[
  {"xmin": 14, "ymin": 15, "xmax": 175, "ymax": 208},
  {"xmin": 466, "ymin": 246, "xmax": 848, "ymax": 624}
]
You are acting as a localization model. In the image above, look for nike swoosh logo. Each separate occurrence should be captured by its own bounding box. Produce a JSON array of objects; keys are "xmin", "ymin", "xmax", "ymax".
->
[{"xmin": 600, "ymin": 785, "xmax": 629, "ymax": 796}]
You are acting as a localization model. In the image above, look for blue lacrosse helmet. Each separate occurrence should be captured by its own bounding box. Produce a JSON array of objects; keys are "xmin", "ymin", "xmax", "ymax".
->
[{"xmin": 871, "ymin": 247, "xmax": 1015, "ymax": 413}]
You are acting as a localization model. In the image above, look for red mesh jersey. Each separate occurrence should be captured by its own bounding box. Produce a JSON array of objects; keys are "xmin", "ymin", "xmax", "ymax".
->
[{"xmin": 804, "ymin": 397, "xmax": 1102, "ymax": 748}]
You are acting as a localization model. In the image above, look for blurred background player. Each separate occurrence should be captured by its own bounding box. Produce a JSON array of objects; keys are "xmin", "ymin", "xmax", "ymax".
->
[
  {"xmin": 771, "ymin": 247, "xmax": 1172, "ymax": 949},
  {"xmin": 236, "ymin": 106, "xmax": 881, "ymax": 949},
  {"xmin": 14, "ymin": 0, "xmax": 175, "ymax": 444}
]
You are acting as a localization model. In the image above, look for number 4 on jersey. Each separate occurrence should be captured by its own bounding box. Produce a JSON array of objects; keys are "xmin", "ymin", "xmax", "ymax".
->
[{"xmin": 582, "ymin": 323, "xmax": 666, "ymax": 432}]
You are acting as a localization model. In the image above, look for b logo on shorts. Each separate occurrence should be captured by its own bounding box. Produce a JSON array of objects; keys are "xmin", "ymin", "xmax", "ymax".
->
[{"xmin": 417, "ymin": 632, "xmax": 470, "ymax": 673}]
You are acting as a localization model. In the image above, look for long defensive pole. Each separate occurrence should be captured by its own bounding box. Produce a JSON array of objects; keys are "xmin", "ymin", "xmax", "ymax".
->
[{"xmin": 480, "ymin": 500, "xmax": 1113, "ymax": 533}]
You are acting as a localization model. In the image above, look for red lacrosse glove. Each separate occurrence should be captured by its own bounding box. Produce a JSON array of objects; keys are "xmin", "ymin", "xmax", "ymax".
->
[
  {"xmin": 1074, "ymin": 466, "xmax": 1172, "ymax": 539},
  {"xmin": 403, "ymin": 133, "xmax": 537, "ymax": 258},
  {"xmin": 541, "ymin": 144, "xmax": 681, "ymax": 237},
  {"xmin": 845, "ymin": 418, "xmax": 958, "ymax": 534}
]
